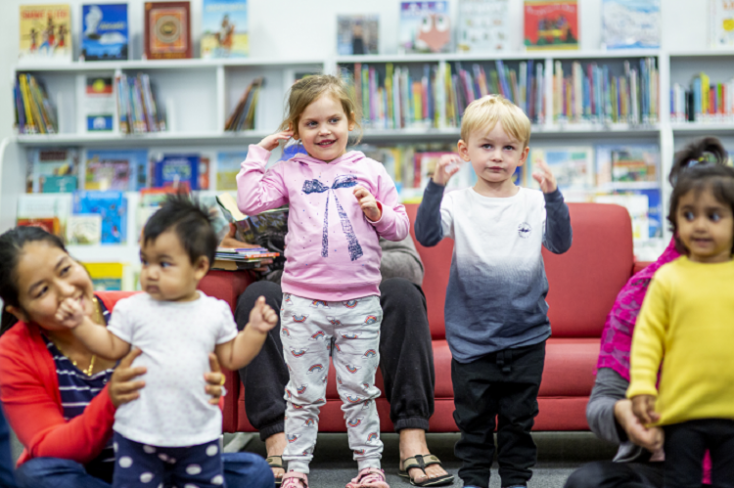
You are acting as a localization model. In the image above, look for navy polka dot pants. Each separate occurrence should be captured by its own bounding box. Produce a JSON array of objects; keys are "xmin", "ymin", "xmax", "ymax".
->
[{"xmin": 112, "ymin": 432, "xmax": 224, "ymax": 488}]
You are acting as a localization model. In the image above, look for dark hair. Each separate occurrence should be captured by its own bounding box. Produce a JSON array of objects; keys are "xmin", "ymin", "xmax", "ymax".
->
[
  {"xmin": 143, "ymin": 193, "xmax": 218, "ymax": 270},
  {"xmin": 668, "ymin": 164, "xmax": 734, "ymax": 255},
  {"xmin": 669, "ymin": 136, "xmax": 729, "ymax": 186},
  {"xmin": 0, "ymin": 226, "xmax": 67, "ymax": 335}
]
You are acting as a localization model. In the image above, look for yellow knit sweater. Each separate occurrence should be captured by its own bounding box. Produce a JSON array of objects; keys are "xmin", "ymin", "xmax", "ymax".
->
[{"xmin": 627, "ymin": 256, "xmax": 734, "ymax": 426}]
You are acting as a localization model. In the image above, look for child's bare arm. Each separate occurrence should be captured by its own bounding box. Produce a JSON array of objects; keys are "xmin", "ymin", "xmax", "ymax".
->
[
  {"xmin": 55, "ymin": 298, "xmax": 131, "ymax": 360},
  {"xmin": 215, "ymin": 296, "xmax": 278, "ymax": 371}
]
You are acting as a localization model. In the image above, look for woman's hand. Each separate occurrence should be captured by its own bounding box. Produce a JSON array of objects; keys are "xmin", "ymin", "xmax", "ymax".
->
[
  {"xmin": 109, "ymin": 348, "xmax": 147, "ymax": 408},
  {"xmin": 258, "ymin": 131, "xmax": 293, "ymax": 152},
  {"xmin": 614, "ymin": 398, "xmax": 664, "ymax": 453},
  {"xmin": 204, "ymin": 353, "xmax": 226, "ymax": 405}
]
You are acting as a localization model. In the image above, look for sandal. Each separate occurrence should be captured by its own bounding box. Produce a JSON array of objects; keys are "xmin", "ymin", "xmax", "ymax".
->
[
  {"xmin": 282, "ymin": 471, "xmax": 308, "ymax": 488},
  {"xmin": 267, "ymin": 455, "xmax": 286, "ymax": 487},
  {"xmin": 398, "ymin": 454, "xmax": 455, "ymax": 487},
  {"xmin": 346, "ymin": 467, "xmax": 390, "ymax": 488}
]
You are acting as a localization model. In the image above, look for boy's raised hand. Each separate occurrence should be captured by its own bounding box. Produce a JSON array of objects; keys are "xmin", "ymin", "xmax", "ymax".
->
[
  {"xmin": 432, "ymin": 154, "xmax": 462, "ymax": 186},
  {"xmin": 257, "ymin": 131, "xmax": 293, "ymax": 152},
  {"xmin": 353, "ymin": 186, "xmax": 382, "ymax": 222},
  {"xmin": 55, "ymin": 297, "xmax": 86, "ymax": 329},
  {"xmin": 532, "ymin": 159, "xmax": 558, "ymax": 193},
  {"xmin": 631, "ymin": 394, "xmax": 660, "ymax": 426},
  {"xmin": 248, "ymin": 296, "xmax": 278, "ymax": 334}
]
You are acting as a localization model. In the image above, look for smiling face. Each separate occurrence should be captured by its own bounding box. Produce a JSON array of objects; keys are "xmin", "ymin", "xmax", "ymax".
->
[
  {"xmin": 676, "ymin": 187, "xmax": 734, "ymax": 263},
  {"xmin": 296, "ymin": 92, "xmax": 355, "ymax": 163},
  {"xmin": 139, "ymin": 229, "xmax": 208, "ymax": 302},
  {"xmin": 458, "ymin": 122, "xmax": 529, "ymax": 196}
]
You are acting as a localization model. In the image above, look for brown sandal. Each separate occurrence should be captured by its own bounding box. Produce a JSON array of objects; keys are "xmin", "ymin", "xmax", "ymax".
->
[
  {"xmin": 398, "ymin": 454, "xmax": 454, "ymax": 487},
  {"xmin": 267, "ymin": 455, "xmax": 286, "ymax": 487}
]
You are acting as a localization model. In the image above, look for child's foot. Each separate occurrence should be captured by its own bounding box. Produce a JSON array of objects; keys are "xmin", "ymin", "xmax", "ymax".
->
[
  {"xmin": 346, "ymin": 467, "xmax": 390, "ymax": 488},
  {"xmin": 265, "ymin": 433, "xmax": 287, "ymax": 486},
  {"xmin": 282, "ymin": 471, "xmax": 308, "ymax": 488}
]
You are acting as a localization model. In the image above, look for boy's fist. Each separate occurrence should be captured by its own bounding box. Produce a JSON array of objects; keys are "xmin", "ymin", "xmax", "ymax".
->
[
  {"xmin": 631, "ymin": 394, "xmax": 660, "ymax": 426},
  {"xmin": 353, "ymin": 186, "xmax": 382, "ymax": 222},
  {"xmin": 248, "ymin": 296, "xmax": 278, "ymax": 334},
  {"xmin": 257, "ymin": 131, "xmax": 293, "ymax": 152},
  {"xmin": 432, "ymin": 154, "xmax": 462, "ymax": 186},
  {"xmin": 55, "ymin": 297, "xmax": 85, "ymax": 329},
  {"xmin": 532, "ymin": 159, "xmax": 558, "ymax": 193}
]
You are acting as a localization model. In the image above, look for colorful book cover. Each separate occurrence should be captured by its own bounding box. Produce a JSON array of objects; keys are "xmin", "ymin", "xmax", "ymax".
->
[
  {"xmin": 73, "ymin": 191, "xmax": 127, "ymax": 244},
  {"xmin": 144, "ymin": 1, "xmax": 192, "ymax": 59},
  {"xmin": 83, "ymin": 262, "xmax": 123, "ymax": 291},
  {"xmin": 66, "ymin": 214, "xmax": 102, "ymax": 244},
  {"xmin": 337, "ymin": 15, "xmax": 379, "ymax": 55},
  {"xmin": 596, "ymin": 144, "xmax": 660, "ymax": 187},
  {"xmin": 710, "ymin": 0, "xmax": 734, "ymax": 48},
  {"xmin": 17, "ymin": 217, "xmax": 62, "ymax": 237},
  {"xmin": 86, "ymin": 149, "xmax": 148, "ymax": 191},
  {"xmin": 216, "ymin": 151, "xmax": 247, "ymax": 190},
  {"xmin": 202, "ymin": 0, "xmax": 248, "ymax": 58},
  {"xmin": 27, "ymin": 148, "xmax": 79, "ymax": 193},
  {"xmin": 457, "ymin": 0, "xmax": 509, "ymax": 53},
  {"xmin": 601, "ymin": 0, "xmax": 660, "ymax": 50},
  {"xmin": 81, "ymin": 3, "xmax": 129, "ymax": 61},
  {"xmin": 399, "ymin": 1, "xmax": 451, "ymax": 54},
  {"xmin": 528, "ymin": 146, "xmax": 593, "ymax": 190},
  {"xmin": 152, "ymin": 154, "xmax": 199, "ymax": 190},
  {"xmin": 199, "ymin": 156, "xmax": 211, "ymax": 190},
  {"xmin": 83, "ymin": 76, "xmax": 115, "ymax": 132},
  {"xmin": 523, "ymin": 0, "xmax": 578, "ymax": 51},
  {"xmin": 17, "ymin": 193, "xmax": 73, "ymax": 238},
  {"xmin": 19, "ymin": 4, "xmax": 72, "ymax": 62}
]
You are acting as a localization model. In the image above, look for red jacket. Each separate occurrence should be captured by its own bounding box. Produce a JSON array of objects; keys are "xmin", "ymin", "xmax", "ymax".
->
[{"xmin": 0, "ymin": 292, "xmax": 136, "ymax": 466}]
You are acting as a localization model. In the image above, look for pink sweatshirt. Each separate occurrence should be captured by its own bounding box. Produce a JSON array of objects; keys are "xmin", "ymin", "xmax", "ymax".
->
[{"xmin": 237, "ymin": 144, "xmax": 409, "ymax": 301}]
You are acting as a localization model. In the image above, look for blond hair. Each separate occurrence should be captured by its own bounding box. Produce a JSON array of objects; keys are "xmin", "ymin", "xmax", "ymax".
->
[
  {"xmin": 278, "ymin": 74, "xmax": 362, "ymax": 144},
  {"xmin": 460, "ymin": 95, "xmax": 531, "ymax": 148}
]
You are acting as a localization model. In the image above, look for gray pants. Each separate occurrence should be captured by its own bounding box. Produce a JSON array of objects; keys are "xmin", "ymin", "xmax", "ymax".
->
[{"xmin": 281, "ymin": 293, "xmax": 384, "ymax": 474}]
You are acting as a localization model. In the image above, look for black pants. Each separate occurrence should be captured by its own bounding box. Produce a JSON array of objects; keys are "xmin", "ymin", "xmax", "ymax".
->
[
  {"xmin": 451, "ymin": 341, "xmax": 545, "ymax": 488},
  {"xmin": 664, "ymin": 419, "xmax": 734, "ymax": 488},
  {"xmin": 564, "ymin": 460, "xmax": 665, "ymax": 488},
  {"xmin": 236, "ymin": 278, "xmax": 436, "ymax": 441}
]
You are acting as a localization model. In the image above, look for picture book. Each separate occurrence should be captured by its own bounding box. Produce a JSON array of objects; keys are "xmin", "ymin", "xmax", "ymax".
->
[
  {"xmin": 17, "ymin": 217, "xmax": 62, "ymax": 237},
  {"xmin": 136, "ymin": 187, "xmax": 177, "ymax": 236},
  {"xmin": 66, "ymin": 214, "xmax": 102, "ymax": 245},
  {"xmin": 595, "ymin": 188, "xmax": 662, "ymax": 240},
  {"xmin": 523, "ymin": 0, "xmax": 579, "ymax": 51},
  {"xmin": 83, "ymin": 262, "xmax": 124, "ymax": 291},
  {"xmin": 199, "ymin": 156, "xmax": 211, "ymax": 190},
  {"xmin": 17, "ymin": 193, "xmax": 73, "ymax": 239},
  {"xmin": 85, "ymin": 149, "xmax": 148, "ymax": 191},
  {"xmin": 457, "ymin": 0, "xmax": 509, "ymax": 53},
  {"xmin": 81, "ymin": 3, "xmax": 129, "ymax": 61},
  {"xmin": 19, "ymin": 4, "xmax": 72, "ymax": 62},
  {"xmin": 83, "ymin": 76, "xmax": 115, "ymax": 132},
  {"xmin": 528, "ymin": 146, "xmax": 593, "ymax": 191},
  {"xmin": 152, "ymin": 153, "xmax": 199, "ymax": 190},
  {"xmin": 399, "ymin": 1, "xmax": 451, "ymax": 54},
  {"xmin": 596, "ymin": 144, "xmax": 660, "ymax": 187},
  {"xmin": 202, "ymin": 0, "xmax": 248, "ymax": 58},
  {"xmin": 337, "ymin": 15, "xmax": 379, "ymax": 55},
  {"xmin": 144, "ymin": 1, "xmax": 192, "ymax": 59},
  {"xmin": 73, "ymin": 191, "xmax": 127, "ymax": 244},
  {"xmin": 216, "ymin": 192, "xmax": 289, "ymax": 256},
  {"xmin": 27, "ymin": 148, "xmax": 80, "ymax": 193},
  {"xmin": 710, "ymin": 0, "xmax": 734, "ymax": 48},
  {"xmin": 216, "ymin": 151, "xmax": 247, "ymax": 190},
  {"xmin": 601, "ymin": 0, "xmax": 660, "ymax": 50}
]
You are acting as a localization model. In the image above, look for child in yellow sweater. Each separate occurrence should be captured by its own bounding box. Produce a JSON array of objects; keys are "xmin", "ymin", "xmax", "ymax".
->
[{"xmin": 628, "ymin": 163, "xmax": 734, "ymax": 487}]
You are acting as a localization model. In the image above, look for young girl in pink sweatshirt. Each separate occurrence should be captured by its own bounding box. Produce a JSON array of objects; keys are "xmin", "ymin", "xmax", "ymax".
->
[{"xmin": 237, "ymin": 75, "xmax": 409, "ymax": 488}]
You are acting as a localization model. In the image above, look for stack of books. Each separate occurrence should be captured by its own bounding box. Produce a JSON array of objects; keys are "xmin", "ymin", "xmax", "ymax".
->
[
  {"xmin": 213, "ymin": 247, "xmax": 280, "ymax": 271},
  {"xmin": 116, "ymin": 73, "xmax": 167, "ymax": 134},
  {"xmin": 14, "ymin": 73, "xmax": 58, "ymax": 134},
  {"xmin": 224, "ymin": 77, "xmax": 263, "ymax": 131}
]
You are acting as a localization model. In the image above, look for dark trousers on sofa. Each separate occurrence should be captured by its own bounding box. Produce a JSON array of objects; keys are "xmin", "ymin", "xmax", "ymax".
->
[
  {"xmin": 664, "ymin": 419, "xmax": 734, "ymax": 488},
  {"xmin": 236, "ymin": 277, "xmax": 436, "ymax": 440},
  {"xmin": 451, "ymin": 341, "xmax": 545, "ymax": 488}
]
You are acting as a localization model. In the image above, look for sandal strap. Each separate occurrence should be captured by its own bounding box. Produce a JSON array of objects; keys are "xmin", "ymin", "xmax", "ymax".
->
[
  {"xmin": 401, "ymin": 454, "xmax": 442, "ymax": 471},
  {"xmin": 266, "ymin": 455, "xmax": 285, "ymax": 469}
]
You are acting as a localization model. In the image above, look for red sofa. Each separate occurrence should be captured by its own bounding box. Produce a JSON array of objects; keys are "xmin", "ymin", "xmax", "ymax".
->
[{"xmin": 201, "ymin": 202, "xmax": 646, "ymax": 433}]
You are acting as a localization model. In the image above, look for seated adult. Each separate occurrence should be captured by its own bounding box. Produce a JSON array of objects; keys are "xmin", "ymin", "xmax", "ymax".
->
[
  {"xmin": 222, "ymin": 226, "xmax": 454, "ymax": 487},
  {"xmin": 563, "ymin": 137, "xmax": 726, "ymax": 488},
  {"xmin": 0, "ymin": 406, "xmax": 16, "ymax": 487},
  {"xmin": 0, "ymin": 226, "xmax": 273, "ymax": 488}
]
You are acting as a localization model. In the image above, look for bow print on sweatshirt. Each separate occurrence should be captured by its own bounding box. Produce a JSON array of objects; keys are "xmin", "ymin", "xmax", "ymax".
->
[{"xmin": 302, "ymin": 174, "xmax": 364, "ymax": 261}]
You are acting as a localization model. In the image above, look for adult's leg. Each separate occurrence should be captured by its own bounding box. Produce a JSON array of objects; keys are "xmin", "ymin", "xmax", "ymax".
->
[
  {"xmin": 563, "ymin": 460, "xmax": 664, "ymax": 488},
  {"xmin": 663, "ymin": 422, "xmax": 707, "ymax": 488},
  {"xmin": 223, "ymin": 452, "xmax": 275, "ymax": 488},
  {"xmin": 14, "ymin": 458, "xmax": 110, "ymax": 488},
  {"xmin": 705, "ymin": 419, "xmax": 734, "ymax": 488},
  {"xmin": 0, "ymin": 407, "xmax": 17, "ymax": 487}
]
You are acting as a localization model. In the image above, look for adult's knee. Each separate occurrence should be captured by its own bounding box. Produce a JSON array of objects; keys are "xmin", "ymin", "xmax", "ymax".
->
[
  {"xmin": 15, "ymin": 458, "xmax": 86, "ymax": 488},
  {"xmin": 380, "ymin": 277, "xmax": 422, "ymax": 303},
  {"xmin": 563, "ymin": 462, "xmax": 608, "ymax": 488}
]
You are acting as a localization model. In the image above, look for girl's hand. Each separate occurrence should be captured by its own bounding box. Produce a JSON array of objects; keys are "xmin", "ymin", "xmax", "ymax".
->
[
  {"xmin": 204, "ymin": 353, "xmax": 226, "ymax": 405},
  {"xmin": 630, "ymin": 394, "xmax": 660, "ymax": 426},
  {"xmin": 109, "ymin": 348, "xmax": 147, "ymax": 408},
  {"xmin": 248, "ymin": 296, "xmax": 278, "ymax": 335},
  {"xmin": 614, "ymin": 398, "xmax": 664, "ymax": 452},
  {"xmin": 257, "ymin": 131, "xmax": 293, "ymax": 152},
  {"xmin": 353, "ymin": 186, "xmax": 382, "ymax": 221},
  {"xmin": 532, "ymin": 159, "xmax": 558, "ymax": 193},
  {"xmin": 55, "ymin": 297, "xmax": 85, "ymax": 329},
  {"xmin": 432, "ymin": 154, "xmax": 462, "ymax": 186}
]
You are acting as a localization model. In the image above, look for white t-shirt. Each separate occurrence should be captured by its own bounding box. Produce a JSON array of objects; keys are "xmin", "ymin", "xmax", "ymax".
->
[{"xmin": 107, "ymin": 292, "xmax": 238, "ymax": 447}]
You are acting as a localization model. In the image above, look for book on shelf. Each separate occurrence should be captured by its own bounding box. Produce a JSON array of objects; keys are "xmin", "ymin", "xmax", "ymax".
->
[
  {"xmin": 224, "ymin": 77, "xmax": 263, "ymax": 131},
  {"xmin": 85, "ymin": 149, "xmax": 148, "ymax": 191},
  {"xmin": 199, "ymin": 156, "xmax": 211, "ymax": 190},
  {"xmin": 523, "ymin": 0, "xmax": 579, "ymax": 51},
  {"xmin": 116, "ymin": 73, "xmax": 166, "ymax": 134},
  {"xmin": 528, "ymin": 146, "xmax": 593, "ymax": 200},
  {"xmin": 594, "ymin": 187, "xmax": 662, "ymax": 240},
  {"xmin": 66, "ymin": 214, "xmax": 102, "ymax": 245},
  {"xmin": 413, "ymin": 151, "xmax": 475, "ymax": 191},
  {"xmin": 14, "ymin": 74, "xmax": 58, "ymax": 135},
  {"xmin": 83, "ymin": 76, "xmax": 115, "ymax": 132},
  {"xmin": 136, "ymin": 186, "xmax": 177, "ymax": 236},
  {"xmin": 595, "ymin": 144, "xmax": 660, "ymax": 187},
  {"xmin": 710, "ymin": 0, "xmax": 734, "ymax": 48},
  {"xmin": 17, "ymin": 217, "xmax": 62, "ymax": 236},
  {"xmin": 216, "ymin": 192, "xmax": 288, "ymax": 256},
  {"xmin": 81, "ymin": 3, "xmax": 129, "ymax": 61},
  {"xmin": 152, "ymin": 153, "xmax": 199, "ymax": 190},
  {"xmin": 216, "ymin": 151, "xmax": 247, "ymax": 190},
  {"xmin": 17, "ymin": 193, "xmax": 73, "ymax": 240},
  {"xmin": 671, "ymin": 71, "xmax": 734, "ymax": 123},
  {"xmin": 73, "ymin": 191, "xmax": 127, "ymax": 245},
  {"xmin": 456, "ymin": 0, "xmax": 509, "ymax": 53},
  {"xmin": 337, "ymin": 15, "xmax": 379, "ymax": 55},
  {"xmin": 83, "ymin": 262, "xmax": 124, "ymax": 291},
  {"xmin": 202, "ymin": 0, "xmax": 248, "ymax": 58},
  {"xmin": 399, "ymin": 1, "xmax": 451, "ymax": 54},
  {"xmin": 19, "ymin": 4, "xmax": 72, "ymax": 62},
  {"xmin": 27, "ymin": 148, "xmax": 79, "ymax": 193},
  {"xmin": 144, "ymin": 1, "xmax": 192, "ymax": 60},
  {"xmin": 601, "ymin": 0, "xmax": 661, "ymax": 50}
]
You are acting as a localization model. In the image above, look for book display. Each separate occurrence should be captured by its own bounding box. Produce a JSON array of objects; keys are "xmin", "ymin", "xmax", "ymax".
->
[
  {"xmin": 710, "ymin": 0, "xmax": 734, "ymax": 48},
  {"xmin": 457, "ymin": 0, "xmax": 509, "ymax": 53},
  {"xmin": 337, "ymin": 15, "xmax": 379, "ymax": 56},
  {"xmin": 601, "ymin": 0, "xmax": 661, "ymax": 50},
  {"xmin": 399, "ymin": 1, "xmax": 452, "ymax": 54},
  {"xmin": 81, "ymin": 3, "xmax": 129, "ymax": 61},
  {"xmin": 523, "ymin": 0, "xmax": 578, "ymax": 51},
  {"xmin": 144, "ymin": 1, "xmax": 192, "ymax": 60},
  {"xmin": 202, "ymin": 0, "xmax": 248, "ymax": 58},
  {"xmin": 19, "ymin": 4, "xmax": 72, "ymax": 62}
]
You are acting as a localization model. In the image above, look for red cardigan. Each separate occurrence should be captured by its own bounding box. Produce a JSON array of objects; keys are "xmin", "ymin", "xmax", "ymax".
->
[{"xmin": 0, "ymin": 291, "xmax": 136, "ymax": 466}]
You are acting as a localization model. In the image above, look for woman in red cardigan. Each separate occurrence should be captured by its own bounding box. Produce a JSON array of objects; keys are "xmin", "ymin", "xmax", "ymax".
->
[{"xmin": 0, "ymin": 226, "xmax": 273, "ymax": 488}]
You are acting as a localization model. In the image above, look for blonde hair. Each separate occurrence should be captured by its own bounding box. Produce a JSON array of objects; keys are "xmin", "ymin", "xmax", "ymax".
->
[
  {"xmin": 278, "ymin": 74, "xmax": 362, "ymax": 144},
  {"xmin": 460, "ymin": 95, "xmax": 531, "ymax": 148}
]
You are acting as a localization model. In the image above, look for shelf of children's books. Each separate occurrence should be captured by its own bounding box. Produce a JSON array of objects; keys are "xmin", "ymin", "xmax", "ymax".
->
[
  {"xmin": 668, "ymin": 50, "xmax": 734, "ymax": 58},
  {"xmin": 15, "ymin": 131, "xmax": 271, "ymax": 147},
  {"xmin": 597, "ymin": 181, "xmax": 661, "ymax": 191},
  {"xmin": 670, "ymin": 123, "xmax": 734, "ymax": 134},
  {"xmin": 14, "ymin": 58, "xmax": 327, "ymax": 73},
  {"xmin": 545, "ymin": 49, "xmax": 661, "ymax": 60},
  {"xmin": 336, "ymin": 53, "xmax": 549, "ymax": 64},
  {"xmin": 548, "ymin": 123, "xmax": 660, "ymax": 136},
  {"xmin": 67, "ymin": 244, "xmax": 140, "ymax": 264}
]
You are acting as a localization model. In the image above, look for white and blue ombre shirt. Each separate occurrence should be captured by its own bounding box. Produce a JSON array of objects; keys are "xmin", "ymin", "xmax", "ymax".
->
[{"xmin": 415, "ymin": 181, "xmax": 572, "ymax": 363}]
